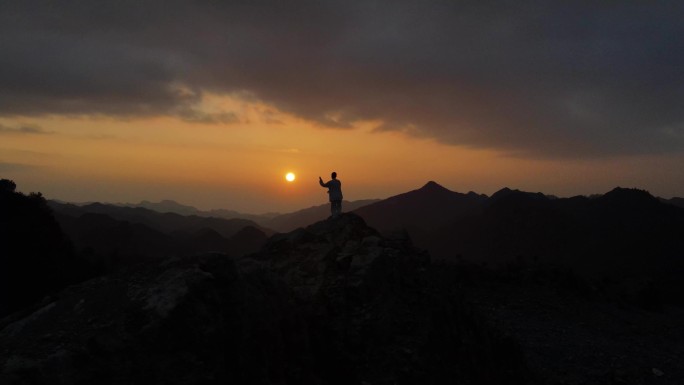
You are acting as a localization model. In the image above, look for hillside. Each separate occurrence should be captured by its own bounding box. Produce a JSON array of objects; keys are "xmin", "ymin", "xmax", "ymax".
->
[
  {"xmin": 48, "ymin": 201, "xmax": 270, "ymax": 273},
  {"xmin": 119, "ymin": 199, "xmax": 280, "ymax": 222},
  {"xmin": 116, "ymin": 198, "xmax": 380, "ymax": 233},
  {"xmin": 48, "ymin": 201, "xmax": 273, "ymax": 238},
  {"xmin": 356, "ymin": 183, "xmax": 684, "ymax": 307},
  {"xmin": 662, "ymin": 197, "xmax": 684, "ymax": 209},
  {"xmin": 354, "ymin": 181, "xmax": 486, "ymax": 243},
  {"xmin": 0, "ymin": 214, "xmax": 529, "ymax": 384}
]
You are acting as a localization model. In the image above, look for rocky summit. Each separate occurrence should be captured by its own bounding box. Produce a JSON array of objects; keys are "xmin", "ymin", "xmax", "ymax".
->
[{"xmin": 0, "ymin": 213, "xmax": 527, "ymax": 385}]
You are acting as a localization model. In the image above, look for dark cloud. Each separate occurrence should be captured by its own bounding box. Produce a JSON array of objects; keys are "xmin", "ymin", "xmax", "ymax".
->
[
  {"xmin": 1, "ymin": 1, "xmax": 683, "ymax": 157},
  {"xmin": 0, "ymin": 123, "xmax": 53, "ymax": 134},
  {"xmin": 0, "ymin": 162, "xmax": 38, "ymax": 172},
  {"xmin": 175, "ymin": 107, "xmax": 240, "ymax": 125}
]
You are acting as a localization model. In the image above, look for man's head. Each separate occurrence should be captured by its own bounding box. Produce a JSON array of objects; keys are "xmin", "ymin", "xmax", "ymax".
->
[{"xmin": 331, "ymin": 172, "xmax": 337, "ymax": 179}]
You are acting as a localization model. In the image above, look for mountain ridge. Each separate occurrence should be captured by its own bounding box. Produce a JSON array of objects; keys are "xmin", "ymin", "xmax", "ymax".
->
[
  {"xmin": 353, "ymin": 181, "xmax": 488, "ymax": 244},
  {"xmin": 53, "ymin": 183, "xmax": 684, "ymax": 233}
]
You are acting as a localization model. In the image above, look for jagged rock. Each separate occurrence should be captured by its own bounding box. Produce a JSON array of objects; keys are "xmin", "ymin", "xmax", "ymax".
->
[
  {"xmin": 241, "ymin": 214, "xmax": 528, "ymax": 384},
  {"xmin": 0, "ymin": 213, "xmax": 529, "ymax": 385},
  {"xmin": 0, "ymin": 253, "xmax": 299, "ymax": 384},
  {"xmin": 251, "ymin": 214, "xmax": 429, "ymax": 301}
]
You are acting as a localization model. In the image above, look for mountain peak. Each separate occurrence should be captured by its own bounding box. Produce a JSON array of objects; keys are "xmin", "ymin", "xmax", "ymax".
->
[
  {"xmin": 490, "ymin": 187, "xmax": 515, "ymax": 200},
  {"xmin": 488, "ymin": 187, "xmax": 549, "ymax": 205},
  {"xmin": 419, "ymin": 181, "xmax": 450, "ymax": 192},
  {"xmin": 604, "ymin": 187, "xmax": 652, "ymax": 197},
  {"xmin": 600, "ymin": 187, "xmax": 658, "ymax": 206}
]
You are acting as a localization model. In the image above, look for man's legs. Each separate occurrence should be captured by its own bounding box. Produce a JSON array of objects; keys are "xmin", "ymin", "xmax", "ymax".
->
[{"xmin": 331, "ymin": 200, "xmax": 342, "ymax": 218}]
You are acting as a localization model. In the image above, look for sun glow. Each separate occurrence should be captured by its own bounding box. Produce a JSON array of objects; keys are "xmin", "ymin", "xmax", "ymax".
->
[{"xmin": 285, "ymin": 172, "xmax": 296, "ymax": 182}]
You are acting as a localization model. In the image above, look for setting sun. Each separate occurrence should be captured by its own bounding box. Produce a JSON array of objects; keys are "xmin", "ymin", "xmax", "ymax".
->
[{"xmin": 285, "ymin": 172, "xmax": 296, "ymax": 182}]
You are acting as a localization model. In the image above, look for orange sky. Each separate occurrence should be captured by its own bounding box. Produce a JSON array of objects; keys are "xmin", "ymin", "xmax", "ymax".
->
[
  {"xmin": 1, "ymin": 94, "xmax": 683, "ymax": 213},
  {"xmin": 2, "ymin": 3, "xmax": 684, "ymax": 213}
]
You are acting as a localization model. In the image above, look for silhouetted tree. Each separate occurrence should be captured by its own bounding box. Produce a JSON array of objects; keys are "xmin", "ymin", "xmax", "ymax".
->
[
  {"xmin": 0, "ymin": 181, "xmax": 87, "ymax": 317},
  {"xmin": 0, "ymin": 178, "xmax": 16, "ymax": 192}
]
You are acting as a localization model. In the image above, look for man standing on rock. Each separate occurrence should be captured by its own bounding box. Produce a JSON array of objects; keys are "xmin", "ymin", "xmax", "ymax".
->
[{"xmin": 319, "ymin": 172, "xmax": 343, "ymax": 218}]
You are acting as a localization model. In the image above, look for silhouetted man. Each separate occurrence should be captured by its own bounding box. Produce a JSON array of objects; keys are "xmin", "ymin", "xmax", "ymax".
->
[{"xmin": 319, "ymin": 172, "xmax": 343, "ymax": 218}]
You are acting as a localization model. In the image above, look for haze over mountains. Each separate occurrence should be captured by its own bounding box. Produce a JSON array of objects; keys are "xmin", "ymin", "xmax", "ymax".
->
[
  {"xmin": 118, "ymin": 199, "xmax": 280, "ymax": 222},
  {"xmin": 46, "ymin": 201, "xmax": 271, "ymax": 274},
  {"xmin": 102, "ymin": 198, "xmax": 381, "ymax": 233}
]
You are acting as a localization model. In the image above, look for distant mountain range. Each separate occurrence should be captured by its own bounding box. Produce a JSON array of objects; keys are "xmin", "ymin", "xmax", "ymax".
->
[
  {"xmin": 107, "ymin": 187, "xmax": 684, "ymax": 234},
  {"xmin": 47, "ymin": 201, "xmax": 271, "ymax": 272},
  {"xmin": 104, "ymin": 198, "xmax": 381, "ymax": 233},
  {"xmin": 119, "ymin": 199, "xmax": 281, "ymax": 222},
  {"xmin": 49, "ymin": 201, "xmax": 272, "ymax": 237}
]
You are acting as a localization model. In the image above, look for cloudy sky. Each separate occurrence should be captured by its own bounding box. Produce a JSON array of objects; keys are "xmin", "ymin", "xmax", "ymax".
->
[{"xmin": 1, "ymin": 1, "xmax": 683, "ymax": 212}]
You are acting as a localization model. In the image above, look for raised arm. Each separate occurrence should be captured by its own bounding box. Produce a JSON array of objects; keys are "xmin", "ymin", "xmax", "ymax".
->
[{"xmin": 319, "ymin": 176, "xmax": 328, "ymax": 187}]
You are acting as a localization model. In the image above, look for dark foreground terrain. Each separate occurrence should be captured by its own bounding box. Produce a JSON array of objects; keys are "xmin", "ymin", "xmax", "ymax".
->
[
  {"xmin": 458, "ymin": 264, "xmax": 684, "ymax": 384},
  {"xmin": 0, "ymin": 214, "xmax": 528, "ymax": 385},
  {"xmin": 3, "ymin": 213, "xmax": 682, "ymax": 384}
]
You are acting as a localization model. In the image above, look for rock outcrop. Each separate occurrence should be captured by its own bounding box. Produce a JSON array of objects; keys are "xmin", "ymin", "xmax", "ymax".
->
[{"xmin": 0, "ymin": 213, "xmax": 528, "ymax": 385}]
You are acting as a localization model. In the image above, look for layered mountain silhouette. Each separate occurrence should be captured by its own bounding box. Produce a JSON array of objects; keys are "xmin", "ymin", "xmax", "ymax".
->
[
  {"xmin": 131, "ymin": 199, "xmax": 204, "ymax": 216},
  {"xmin": 120, "ymin": 199, "xmax": 280, "ymax": 222},
  {"xmin": 3, "ymin": 179, "xmax": 684, "ymax": 384},
  {"xmin": 48, "ymin": 201, "xmax": 270, "ymax": 275},
  {"xmin": 114, "ymin": 198, "xmax": 380, "ymax": 233},
  {"xmin": 49, "ymin": 201, "xmax": 272, "ymax": 238}
]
